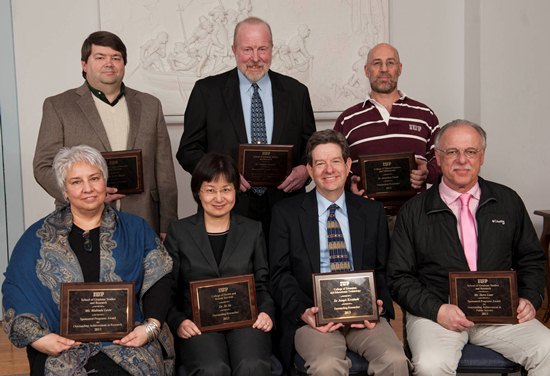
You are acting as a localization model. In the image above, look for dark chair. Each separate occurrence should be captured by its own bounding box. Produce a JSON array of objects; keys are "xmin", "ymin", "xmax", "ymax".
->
[
  {"xmin": 176, "ymin": 354, "xmax": 284, "ymax": 376},
  {"xmin": 456, "ymin": 343, "xmax": 526, "ymax": 375},
  {"xmin": 293, "ymin": 350, "xmax": 369, "ymax": 376}
]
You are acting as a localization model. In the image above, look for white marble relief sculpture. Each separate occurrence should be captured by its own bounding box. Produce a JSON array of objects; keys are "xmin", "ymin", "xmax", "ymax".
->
[{"xmin": 100, "ymin": 0, "xmax": 388, "ymax": 118}]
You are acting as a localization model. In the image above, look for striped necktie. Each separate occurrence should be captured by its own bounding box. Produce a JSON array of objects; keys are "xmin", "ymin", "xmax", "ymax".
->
[{"xmin": 327, "ymin": 204, "xmax": 352, "ymax": 272}]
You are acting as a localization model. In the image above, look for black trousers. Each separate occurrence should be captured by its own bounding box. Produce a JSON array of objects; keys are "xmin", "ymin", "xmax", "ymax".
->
[{"xmin": 176, "ymin": 327, "xmax": 271, "ymax": 376}]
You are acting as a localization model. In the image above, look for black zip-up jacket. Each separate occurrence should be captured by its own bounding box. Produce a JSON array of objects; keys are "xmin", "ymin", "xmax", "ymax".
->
[{"xmin": 388, "ymin": 177, "xmax": 545, "ymax": 321}]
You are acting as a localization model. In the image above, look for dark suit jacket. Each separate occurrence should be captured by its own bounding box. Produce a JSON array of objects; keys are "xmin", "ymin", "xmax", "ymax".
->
[
  {"xmin": 33, "ymin": 83, "xmax": 177, "ymax": 233},
  {"xmin": 269, "ymin": 190, "xmax": 393, "ymax": 368},
  {"xmin": 177, "ymin": 67, "xmax": 315, "ymax": 172},
  {"xmin": 164, "ymin": 212, "xmax": 275, "ymax": 333}
]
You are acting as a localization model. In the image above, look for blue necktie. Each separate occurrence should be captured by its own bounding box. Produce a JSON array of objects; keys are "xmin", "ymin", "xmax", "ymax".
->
[
  {"xmin": 251, "ymin": 83, "xmax": 268, "ymax": 144},
  {"xmin": 327, "ymin": 204, "xmax": 352, "ymax": 272},
  {"xmin": 250, "ymin": 83, "xmax": 267, "ymax": 195}
]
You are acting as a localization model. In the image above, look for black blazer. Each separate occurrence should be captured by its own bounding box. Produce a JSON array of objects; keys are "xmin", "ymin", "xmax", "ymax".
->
[
  {"xmin": 269, "ymin": 190, "xmax": 393, "ymax": 367},
  {"xmin": 176, "ymin": 67, "xmax": 316, "ymax": 173},
  {"xmin": 165, "ymin": 212, "xmax": 275, "ymax": 333}
]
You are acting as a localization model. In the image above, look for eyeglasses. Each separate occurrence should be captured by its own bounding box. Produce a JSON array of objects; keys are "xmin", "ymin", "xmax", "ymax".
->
[
  {"xmin": 82, "ymin": 231, "xmax": 93, "ymax": 253},
  {"xmin": 200, "ymin": 187, "xmax": 235, "ymax": 197},
  {"xmin": 436, "ymin": 148, "xmax": 483, "ymax": 159}
]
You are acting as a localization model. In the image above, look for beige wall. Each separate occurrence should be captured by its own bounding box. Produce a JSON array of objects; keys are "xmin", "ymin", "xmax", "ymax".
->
[{"xmin": 10, "ymin": 0, "xmax": 550, "ymax": 233}]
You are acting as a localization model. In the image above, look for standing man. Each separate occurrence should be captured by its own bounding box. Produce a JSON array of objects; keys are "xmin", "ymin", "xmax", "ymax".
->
[
  {"xmin": 334, "ymin": 43, "xmax": 440, "ymax": 194},
  {"xmin": 177, "ymin": 17, "xmax": 316, "ymax": 239},
  {"xmin": 388, "ymin": 119, "xmax": 550, "ymax": 375},
  {"xmin": 270, "ymin": 129, "xmax": 410, "ymax": 375},
  {"xmin": 33, "ymin": 31, "xmax": 177, "ymax": 237}
]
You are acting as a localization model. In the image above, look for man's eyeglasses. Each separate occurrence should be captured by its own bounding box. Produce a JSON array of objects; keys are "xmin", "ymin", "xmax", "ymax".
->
[
  {"xmin": 436, "ymin": 148, "xmax": 482, "ymax": 159},
  {"xmin": 200, "ymin": 187, "xmax": 235, "ymax": 197}
]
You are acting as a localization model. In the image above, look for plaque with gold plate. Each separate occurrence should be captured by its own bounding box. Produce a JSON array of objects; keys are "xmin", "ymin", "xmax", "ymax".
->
[
  {"xmin": 60, "ymin": 281, "xmax": 135, "ymax": 341},
  {"xmin": 101, "ymin": 150, "xmax": 144, "ymax": 194},
  {"xmin": 190, "ymin": 274, "xmax": 258, "ymax": 332},
  {"xmin": 449, "ymin": 271, "xmax": 518, "ymax": 324},
  {"xmin": 312, "ymin": 271, "xmax": 378, "ymax": 326},
  {"xmin": 238, "ymin": 144, "xmax": 293, "ymax": 187},
  {"xmin": 358, "ymin": 152, "xmax": 416, "ymax": 215}
]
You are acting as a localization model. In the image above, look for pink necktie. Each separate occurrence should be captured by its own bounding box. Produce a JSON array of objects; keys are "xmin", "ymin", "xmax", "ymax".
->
[{"xmin": 459, "ymin": 193, "xmax": 477, "ymax": 271}]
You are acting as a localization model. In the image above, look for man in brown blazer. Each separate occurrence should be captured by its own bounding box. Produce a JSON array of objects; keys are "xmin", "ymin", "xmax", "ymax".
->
[{"xmin": 33, "ymin": 31, "xmax": 177, "ymax": 237}]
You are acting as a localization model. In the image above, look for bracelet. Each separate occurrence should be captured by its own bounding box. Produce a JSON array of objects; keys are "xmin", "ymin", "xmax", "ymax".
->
[{"xmin": 143, "ymin": 318, "xmax": 161, "ymax": 343}]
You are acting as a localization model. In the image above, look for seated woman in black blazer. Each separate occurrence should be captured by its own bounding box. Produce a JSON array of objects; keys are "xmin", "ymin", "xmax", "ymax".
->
[{"xmin": 165, "ymin": 153, "xmax": 274, "ymax": 376}]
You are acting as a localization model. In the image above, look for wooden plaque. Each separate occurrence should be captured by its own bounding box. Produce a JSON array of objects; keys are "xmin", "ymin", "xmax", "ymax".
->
[
  {"xmin": 190, "ymin": 274, "xmax": 258, "ymax": 332},
  {"xmin": 101, "ymin": 149, "xmax": 144, "ymax": 194},
  {"xmin": 449, "ymin": 271, "xmax": 518, "ymax": 324},
  {"xmin": 60, "ymin": 281, "xmax": 134, "ymax": 342},
  {"xmin": 238, "ymin": 144, "xmax": 293, "ymax": 187},
  {"xmin": 358, "ymin": 152, "xmax": 416, "ymax": 199},
  {"xmin": 312, "ymin": 270, "xmax": 378, "ymax": 326}
]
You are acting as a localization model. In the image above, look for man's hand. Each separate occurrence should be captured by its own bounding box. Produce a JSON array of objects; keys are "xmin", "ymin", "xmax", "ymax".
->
[
  {"xmin": 350, "ymin": 299, "xmax": 383, "ymax": 329},
  {"xmin": 176, "ymin": 319, "xmax": 201, "ymax": 339},
  {"xmin": 105, "ymin": 186, "xmax": 126, "ymax": 203},
  {"xmin": 278, "ymin": 165, "xmax": 309, "ymax": 192},
  {"xmin": 410, "ymin": 158, "xmax": 428, "ymax": 189},
  {"xmin": 301, "ymin": 307, "xmax": 344, "ymax": 333},
  {"xmin": 517, "ymin": 298, "xmax": 536, "ymax": 323},
  {"xmin": 239, "ymin": 174, "xmax": 251, "ymax": 192},
  {"xmin": 350, "ymin": 175, "xmax": 367, "ymax": 197},
  {"xmin": 31, "ymin": 333, "xmax": 80, "ymax": 356},
  {"xmin": 436, "ymin": 304, "xmax": 475, "ymax": 332}
]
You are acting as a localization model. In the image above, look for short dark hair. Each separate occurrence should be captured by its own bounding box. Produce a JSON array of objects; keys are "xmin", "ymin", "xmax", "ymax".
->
[
  {"xmin": 191, "ymin": 153, "xmax": 240, "ymax": 204},
  {"xmin": 306, "ymin": 129, "xmax": 350, "ymax": 165},
  {"xmin": 81, "ymin": 31, "xmax": 127, "ymax": 79}
]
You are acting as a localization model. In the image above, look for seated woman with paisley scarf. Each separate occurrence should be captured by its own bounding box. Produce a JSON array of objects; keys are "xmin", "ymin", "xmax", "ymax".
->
[{"xmin": 2, "ymin": 145, "xmax": 174, "ymax": 375}]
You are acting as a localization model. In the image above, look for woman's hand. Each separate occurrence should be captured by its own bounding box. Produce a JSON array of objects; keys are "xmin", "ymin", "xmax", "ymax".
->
[
  {"xmin": 252, "ymin": 312, "xmax": 273, "ymax": 332},
  {"xmin": 177, "ymin": 319, "xmax": 201, "ymax": 339},
  {"xmin": 113, "ymin": 325, "xmax": 149, "ymax": 347},
  {"xmin": 31, "ymin": 333, "xmax": 80, "ymax": 356}
]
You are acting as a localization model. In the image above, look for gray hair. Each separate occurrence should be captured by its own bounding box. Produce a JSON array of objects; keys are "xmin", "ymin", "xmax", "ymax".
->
[
  {"xmin": 52, "ymin": 145, "xmax": 108, "ymax": 194},
  {"xmin": 435, "ymin": 119, "xmax": 487, "ymax": 150},
  {"xmin": 233, "ymin": 16, "xmax": 273, "ymax": 47}
]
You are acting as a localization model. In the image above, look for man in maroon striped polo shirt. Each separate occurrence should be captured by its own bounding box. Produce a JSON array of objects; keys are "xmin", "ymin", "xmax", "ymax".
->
[{"xmin": 334, "ymin": 43, "xmax": 440, "ymax": 208}]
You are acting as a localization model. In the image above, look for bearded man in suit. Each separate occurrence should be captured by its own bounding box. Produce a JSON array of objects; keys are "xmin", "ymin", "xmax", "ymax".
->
[{"xmin": 176, "ymin": 16, "xmax": 316, "ymax": 240}]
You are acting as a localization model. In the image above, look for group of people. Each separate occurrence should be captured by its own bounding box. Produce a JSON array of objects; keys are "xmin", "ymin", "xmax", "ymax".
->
[{"xmin": 3, "ymin": 15, "xmax": 550, "ymax": 376}]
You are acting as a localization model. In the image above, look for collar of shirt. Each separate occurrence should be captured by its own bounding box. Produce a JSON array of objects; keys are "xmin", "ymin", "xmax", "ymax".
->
[
  {"xmin": 316, "ymin": 190, "xmax": 354, "ymax": 272},
  {"xmin": 86, "ymin": 81, "xmax": 126, "ymax": 107},
  {"xmin": 362, "ymin": 89, "xmax": 407, "ymax": 108},
  {"xmin": 237, "ymin": 70, "xmax": 274, "ymax": 144},
  {"xmin": 439, "ymin": 179, "xmax": 481, "ymax": 230},
  {"xmin": 362, "ymin": 90, "xmax": 407, "ymax": 124}
]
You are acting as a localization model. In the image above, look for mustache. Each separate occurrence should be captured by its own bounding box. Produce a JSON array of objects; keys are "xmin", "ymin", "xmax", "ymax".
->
[{"xmin": 452, "ymin": 164, "xmax": 472, "ymax": 171}]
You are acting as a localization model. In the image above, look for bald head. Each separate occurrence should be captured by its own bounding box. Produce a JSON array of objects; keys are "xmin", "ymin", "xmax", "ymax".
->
[
  {"xmin": 364, "ymin": 43, "xmax": 402, "ymax": 95},
  {"xmin": 366, "ymin": 43, "xmax": 400, "ymax": 65}
]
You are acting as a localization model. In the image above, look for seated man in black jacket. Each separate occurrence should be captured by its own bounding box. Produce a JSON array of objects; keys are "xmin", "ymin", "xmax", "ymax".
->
[{"xmin": 388, "ymin": 119, "xmax": 550, "ymax": 375}]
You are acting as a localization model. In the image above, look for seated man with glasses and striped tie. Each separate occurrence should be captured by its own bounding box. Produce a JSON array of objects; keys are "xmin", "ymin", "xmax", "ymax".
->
[
  {"xmin": 387, "ymin": 119, "xmax": 550, "ymax": 375},
  {"xmin": 269, "ymin": 129, "xmax": 410, "ymax": 375}
]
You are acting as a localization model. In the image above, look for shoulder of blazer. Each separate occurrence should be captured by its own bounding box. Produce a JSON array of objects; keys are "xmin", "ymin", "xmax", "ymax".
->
[
  {"xmin": 268, "ymin": 69, "xmax": 307, "ymax": 91},
  {"xmin": 345, "ymin": 191, "xmax": 384, "ymax": 215},
  {"xmin": 194, "ymin": 68, "xmax": 237, "ymax": 89}
]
